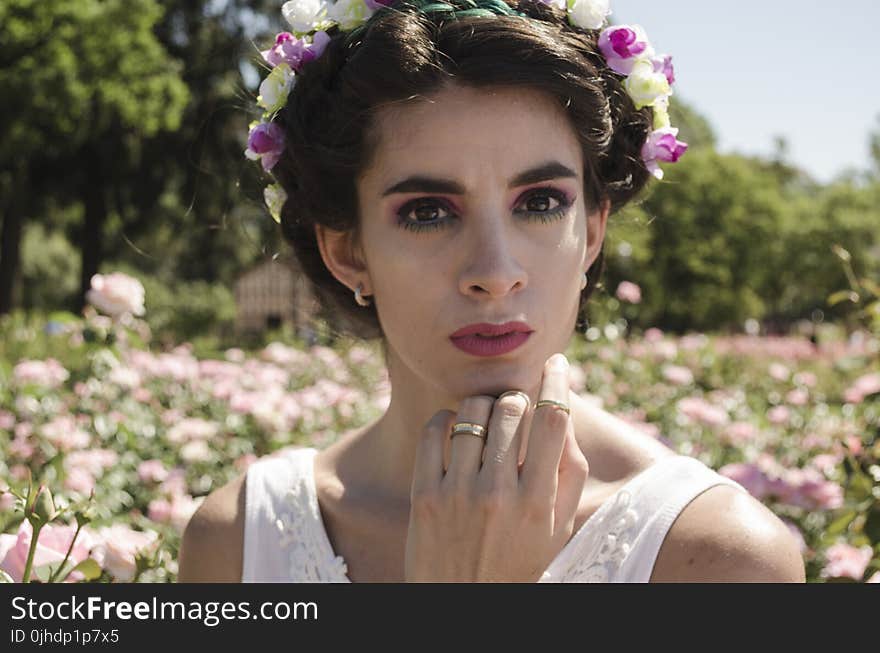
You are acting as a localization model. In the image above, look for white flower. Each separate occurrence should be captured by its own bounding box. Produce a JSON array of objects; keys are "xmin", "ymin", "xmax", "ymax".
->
[
  {"xmin": 567, "ymin": 0, "xmax": 611, "ymax": 30},
  {"xmin": 327, "ymin": 0, "xmax": 374, "ymax": 31},
  {"xmin": 258, "ymin": 63, "xmax": 295, "ymax": 113},
  {"xmin": 623, "ymin": 58, "xmax": 671, "ymax": 110},
  {"xmin": 85, "ymin": 272, "xmax": 145, "ymax": 318},
  {"xmin": 282, "ymin": 0, "xmax": 330, "ymax": 34}
]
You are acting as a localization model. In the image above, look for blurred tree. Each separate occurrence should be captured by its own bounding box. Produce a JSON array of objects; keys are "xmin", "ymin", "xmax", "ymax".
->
[{"xmin": 0, "ymin": 0, "xmax": 189, "ymax": 315}]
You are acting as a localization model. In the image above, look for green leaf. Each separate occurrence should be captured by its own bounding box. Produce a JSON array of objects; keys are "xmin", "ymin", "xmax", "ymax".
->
[
  {"xmin": 826, "ymin": 509, "xmax": 857, "ymax": 537},
  {"xmin": 827, "ymin": 290, "xmax": 860, "ymax": 307},
  {"xmin": 68, "ymin": 558, "xmax": 102, "ymax": 581},
  {"xmin": 859, "ymin": 278, "xmax": 880, "ymax": 298}
]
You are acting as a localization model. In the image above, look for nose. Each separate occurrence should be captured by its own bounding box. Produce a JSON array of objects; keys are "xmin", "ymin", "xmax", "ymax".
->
[{"xmin": 458, "ymin": 216, "xmax": 528, "ymax": 298}]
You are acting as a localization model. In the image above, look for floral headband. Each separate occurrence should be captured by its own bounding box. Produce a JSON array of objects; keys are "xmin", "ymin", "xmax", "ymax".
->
[{"xmin": 247, "ymin": 0, "xmax": 688, "ymax": 222}]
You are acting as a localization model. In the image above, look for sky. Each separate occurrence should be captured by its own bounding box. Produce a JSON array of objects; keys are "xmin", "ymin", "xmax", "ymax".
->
[{"xmin": 612, "ymin": 0, "xmax": 879, "ymax": 182}]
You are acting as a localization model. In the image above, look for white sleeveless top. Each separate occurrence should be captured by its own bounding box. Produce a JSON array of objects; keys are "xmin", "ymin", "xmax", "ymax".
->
[{"xmin": 242, "ymin": 447, "xmax": 746, "ymax": 583}]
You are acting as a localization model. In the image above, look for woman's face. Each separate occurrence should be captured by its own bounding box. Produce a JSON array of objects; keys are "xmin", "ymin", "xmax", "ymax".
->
[{"xmin": 353, "ymin": 83, "xmax": 608, "ymax": 399}]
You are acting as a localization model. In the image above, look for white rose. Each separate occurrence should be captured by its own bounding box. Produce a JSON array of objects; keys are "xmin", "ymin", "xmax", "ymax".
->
[
  {"xmin": 282, "ymin": 0, "xmax": 330, "ymax": 34},
  {"xmin": 623, "ymin": 58, "xmax": 671, "ymax": 110},
  {"xmin": 327, "ymin": 0, "xmax": 374, "ymax": 31},
  {"xmin": 567, "ymin": 0, "xmax": 611, "ymax": 30},
  {"xmin": 85, "ymin": 272, "xmax": 145, "ymax": 318},
  {"xmin": 258, "ymin": 63, "xmax": 295, "ymax": 113}
]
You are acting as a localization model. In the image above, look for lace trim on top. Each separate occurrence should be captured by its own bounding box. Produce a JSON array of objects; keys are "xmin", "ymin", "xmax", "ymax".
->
[
  {"xmin": 272, "ymin": 448, "xmax": 742, "ymax": 583},
  {"xmin": 275, "ymin": 449, "xmax": 350, "ymax": 582}
]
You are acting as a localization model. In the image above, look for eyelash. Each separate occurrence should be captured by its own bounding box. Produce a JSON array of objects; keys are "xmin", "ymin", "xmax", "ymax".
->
[{"xmin": 396, "ymin": 187, "xmax": 574, "ymax": 234}]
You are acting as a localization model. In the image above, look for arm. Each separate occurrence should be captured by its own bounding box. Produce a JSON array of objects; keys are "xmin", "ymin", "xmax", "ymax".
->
[
  {"xmin": 177, "ymin": 473, "xmax": 247, "ymax": 582},
  {"xmin": 650, "ymin": 484, "xmax": 806, "ymax": 583}
]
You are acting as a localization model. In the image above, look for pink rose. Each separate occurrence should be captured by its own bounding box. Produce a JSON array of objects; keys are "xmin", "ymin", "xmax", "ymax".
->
[
  {"xmin": 662, "ymin": 364, "xmax": 693, "ymax": 386},
  {"xmin": 0, "ymin": 521, "xmax": 97, "ymax": 582},
  {"xmin": 137, "ymin": 459, "xmax": 169, "ymax": 483},
  {"xmin": 85, "ymin": 272, "xmax": 145, "ymax": 318},
  {"xmin": 90, "ymin": 525, "xmax": 159, "ymax": 582},
  {"xmin": 719, "ymin": 463, "xmax": 768, "ymax": 499},
  {"xmin": 820, "ymin": 542, "xmax": 873, "ymax": 581},
  {"xmin": 615, "ymin": 280, "xmax": 642, "ymax": 304}
]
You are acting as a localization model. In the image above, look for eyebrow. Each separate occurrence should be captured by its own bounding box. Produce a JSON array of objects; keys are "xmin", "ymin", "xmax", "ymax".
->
[{"xmin": 380, "ymin": 161, "xmax": 578, "ymax": 197}]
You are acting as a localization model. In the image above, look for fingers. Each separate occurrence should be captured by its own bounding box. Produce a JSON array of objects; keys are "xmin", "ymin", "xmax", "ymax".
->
[
  {"xmin": 479, "ymin": 390, "xmax": 530, "ymax": 489},
  {"xmin": 553, "ymin": 416, "xmax": 590, "ymax": 540},
  {"xmin": 412, "ymin": 409, "xmax": 456, "ymax": 498},
  {"xmin": 519, "ymin": 354, "xmax": 572, "ymax": 499},
  {"xmin": 445, "ymin": 396, "xmax": 494, "ymax": 483}
]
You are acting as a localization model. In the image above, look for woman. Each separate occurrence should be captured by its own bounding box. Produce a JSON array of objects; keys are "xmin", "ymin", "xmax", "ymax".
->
[{"xmin": 178, "ymin": 0, "xmax": 805, "ymax": 582}]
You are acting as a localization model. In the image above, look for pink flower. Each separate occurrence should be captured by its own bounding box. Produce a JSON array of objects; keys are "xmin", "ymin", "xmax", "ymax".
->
[
  {"xmin": 785, "ymin": 387, "xmax": 809, "ymax": 406},
  {"xmin": 652, "ymin": 54, "xmax": 675, "ymax": 85},
  {"xmin": 0, "ymin": 521, "xmax": 98, "ymax": 583},
  {"xmin": 767, "ymin": 405, "xmax": 791, "ymax": 426},
  {"xmin": 63, "ymin": 468, "xmax": 96, "ymax": 495},
  {"xmin": 641, "ymin": 127, "xmax": 687, "ymax": 179},
  {"xmin": 719, "ymin": 463, "xmax": 768, "ymax": 499},
  {"xmin": 643, "ymin": 327, "xmax": 664, "ymax": 342},
  {"xmin": 40, "ymin": 415, "xmax": 91, "ymax": 451},
  {"xmin": 85, "ymin": 272, "xmax": 145, "ymax": 318},
  {"xmin": 180, "ymin": 440, "xmax": 211, "ymax": 463},
  {"xmin": 12, "ymin": 358, "xmax": 70, "ymax": 389},
  {"xmin": 820, "ymin": 542, "xmax": 873, "ymax": 581},
  {"xmin": 261, "ymin": 31, "xmax": 330, "ymax": 72},
  {"xmin": 793, "ymin": 371, "xmax": 817, "ymax": 387},
  {"xmin": 245, "ymin": 122, "xmax": 285, "ymax": 172},
  {"xmin": 138, "ymin": 459, "xmax": 169, "ymax": 483},
  {"xmin": 147, "ymin": 498, "xmax": 172, "ymax": 524},
  {"xmin": 843, "ymin": 372, "xmax": 880, "ymax": 404},
  {"xmin": 677, "ymin": 396, "xmax": 729, "ymax": 428},
  {"xmin": 90, "ymin": 525, "xmax": 159, "ymax": 582},
  {"xmin": 662, "ymin": 364, "xmax": 693, "ymax": 386},
  {"xmin": 768, "ymin": 362, "xmax": 790, "ymax": 382},
  {"xmin": 615, "ymin": 280, "xmax": 642, "ymax": 304},
  {"xmin": 598, "ymin": 25, "xmax": 652, "ymax": 75},
  {"xmin": 722, "ymin": 421, "xmax": 757, "ymax": 445}
]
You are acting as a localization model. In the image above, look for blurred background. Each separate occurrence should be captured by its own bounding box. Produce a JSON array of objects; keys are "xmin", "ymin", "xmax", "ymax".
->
[{"xmin": 0, "ymin": 1, "xmax": 877, "ymax": 583}]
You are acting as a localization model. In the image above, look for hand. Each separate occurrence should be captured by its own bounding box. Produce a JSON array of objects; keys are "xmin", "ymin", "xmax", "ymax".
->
[{"xmin": 404, "ymin": 353, "xmax": 590, "ymax": 582}]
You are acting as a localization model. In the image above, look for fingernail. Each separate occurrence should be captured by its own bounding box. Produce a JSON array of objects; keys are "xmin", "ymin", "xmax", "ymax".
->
[{"xmin": 549, "ymin": 353, "xmax": 569, "ymax": 370}]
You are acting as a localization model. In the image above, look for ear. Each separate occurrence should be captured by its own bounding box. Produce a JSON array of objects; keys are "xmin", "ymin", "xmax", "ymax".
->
[
  {"xmin": 314, "ymin": 224, "xmax": 372, "ymax": 296},
  {"xmin": 584, "ymin": 198, "xmax": 610, "ymax": 273}
]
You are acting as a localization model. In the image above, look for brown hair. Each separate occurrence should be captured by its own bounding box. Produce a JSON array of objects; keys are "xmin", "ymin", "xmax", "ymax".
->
[{"xmin": 270, "ymin": 0, "xmax": 653, "ymax": 342}]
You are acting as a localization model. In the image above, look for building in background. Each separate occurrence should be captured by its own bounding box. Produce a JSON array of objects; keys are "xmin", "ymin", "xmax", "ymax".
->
[{"xmin": 233, "ymin": 259, "xmax": 317, "ymax": 341}]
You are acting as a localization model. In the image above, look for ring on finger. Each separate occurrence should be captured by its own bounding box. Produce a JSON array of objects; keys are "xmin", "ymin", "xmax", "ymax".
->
[
  {"xmin": 450, "ymin": 421, "xmax": 487, "ymax": 440},
  {"xmin": 534, "ymin": 399, "xmax": 570, "ymax": 415}
]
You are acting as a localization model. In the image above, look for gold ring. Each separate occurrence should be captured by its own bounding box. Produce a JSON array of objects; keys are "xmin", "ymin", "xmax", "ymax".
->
[
  {"xmin": 450, "ymin": 422, "xmax": 487, "ymax": 439},
  {"xmin": 535, "ymin": 399, "xmax": 570, "ymax": 415}
]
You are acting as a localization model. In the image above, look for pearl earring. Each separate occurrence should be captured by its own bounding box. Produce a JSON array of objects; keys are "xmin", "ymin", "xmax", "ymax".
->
[
  {"xmin": 580, "ymin": 273, "xmax": 589, "ymax": 291},
  {"xmin": 354, "ymin": 283, "xmax": 371, "ymax": 307}
]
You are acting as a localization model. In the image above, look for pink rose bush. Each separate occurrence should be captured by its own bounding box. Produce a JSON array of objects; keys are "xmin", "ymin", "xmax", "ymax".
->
[{"xmin": 2, "ymin": 275, "xmax": 878, "ymax": 582}]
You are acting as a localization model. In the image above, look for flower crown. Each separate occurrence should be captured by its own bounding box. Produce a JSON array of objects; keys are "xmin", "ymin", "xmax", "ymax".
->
[{"xmin": 247, "ymin": 0, "xmax": 688, "ymax": 222}]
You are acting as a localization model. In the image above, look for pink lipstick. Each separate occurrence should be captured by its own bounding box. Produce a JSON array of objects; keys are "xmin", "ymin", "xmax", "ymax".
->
[{"xmin": 449, "ymin": 321, "xmax": 533, "ymax": 357}]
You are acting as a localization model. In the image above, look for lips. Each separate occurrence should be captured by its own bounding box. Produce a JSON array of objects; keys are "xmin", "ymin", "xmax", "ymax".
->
[{"xmin": 450, "ymin": 321, "xmax": 534, "ymax": 338}]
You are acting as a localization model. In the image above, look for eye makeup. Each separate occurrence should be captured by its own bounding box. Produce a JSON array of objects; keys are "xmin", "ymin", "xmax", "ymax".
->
[{"xmin": 395, "ymin": 186, "xmax": 575, "ymax": 234}]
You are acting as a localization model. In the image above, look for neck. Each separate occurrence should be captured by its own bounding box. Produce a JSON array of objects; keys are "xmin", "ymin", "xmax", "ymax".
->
[{"xmin": 340, "ymin": 345, "xmax": 559, "ymax": 505}]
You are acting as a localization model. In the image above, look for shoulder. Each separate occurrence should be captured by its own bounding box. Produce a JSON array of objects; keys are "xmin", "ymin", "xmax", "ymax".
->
[
  {"xmin": 650, "ymin": 482, "xmax": 806, "ymax": 583},
  {"xmin": 177, "ymin": 472, "xmax": 247, "ymax": 582}
]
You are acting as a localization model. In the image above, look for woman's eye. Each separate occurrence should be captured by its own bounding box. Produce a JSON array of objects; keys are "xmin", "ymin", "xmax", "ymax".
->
[
  {"xmin": 408, "ymin": 200, "xmax": 451, "ymax": 223},
  {"xmin": 397, "ymin": 199, "xmax": 454, "ymax": 232},
  {"xmin": 522, "ymin": 192, "xmax": 560, "ymax": 213}
]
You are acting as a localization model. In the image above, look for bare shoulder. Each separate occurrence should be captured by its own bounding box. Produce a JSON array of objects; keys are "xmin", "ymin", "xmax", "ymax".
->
[
  {"xmin": 650, "ymin": 483, "xmax": 806, "ymax": 583},
  {"xmin": 177, "ymin": 473, "xmax": 247, "ymax": 582}
]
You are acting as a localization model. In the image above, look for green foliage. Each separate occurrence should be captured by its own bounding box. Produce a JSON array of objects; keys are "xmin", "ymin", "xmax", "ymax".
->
[
  {"xmin": 19, "ymin": 223, "xmax": 79, "ymax": 310},
  {"xmin": 0, "ymin": 0, "xmax": 189, "ymax": 161},
  {"xmin": 109, "ymin": 264, "xmax": 238, "ymax": 347},
  {"xmin": 603, "ymin": 149, "xmax": 880, "ymax": 333}
]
